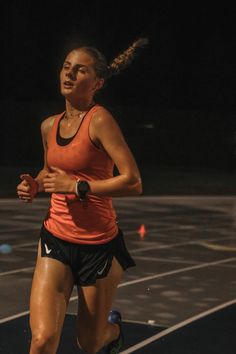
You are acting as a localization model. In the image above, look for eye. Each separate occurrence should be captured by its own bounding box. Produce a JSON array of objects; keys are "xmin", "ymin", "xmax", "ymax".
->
[{"xmin": 75, "ymin": 65, "xmax": 87, "ymax": 74}]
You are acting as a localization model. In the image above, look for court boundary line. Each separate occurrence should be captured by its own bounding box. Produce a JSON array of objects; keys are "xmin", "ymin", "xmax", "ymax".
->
[
  {"xmin": 10, "ymin": 234, "xmax": 236, "ymax": 250},
  {"xmin": 1, "ymin": 298, "xmax": 236, "ymax": 353},
  {"xmin": 0, "ymin": 310, "xmax": 30, "ymax": 324},
  {"xmin": 65, "ymin": 312, "xmax": 166, "ymax": 329},
  {"xmin": 1, "ymin": 234, "xmax": 235, "ymax": 277},
  {"xmin": 134, "ymin": 256, "xmax": 199, "ymax": 264},
  {"xmin": 0, "ymin": 256, "xmax": 236, "ymax": 323},
  {"xmin": 69, "ymin": 256, "xmax": 236, "ymax": 295},
  {"xmin": 0, "ymin": 267, "xmax": 35, "ymax": 276},
  {"xmin": 130, "ymin": 235, "xmax": 236, "ymax": 254},
  {"xmin": 120, "ymin": 298, "xmax": 236, "ymax": 353},
  {"xmin": 1, "ymin": 253, "xmax": 235, "ymax": 278}
]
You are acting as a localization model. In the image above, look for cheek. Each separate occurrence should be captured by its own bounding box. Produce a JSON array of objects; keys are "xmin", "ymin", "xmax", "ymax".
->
[
  {"xmin": 75, "ymin": 78, "xmax": 95, "ymax": 92},
  {"xmin": 59, "ymin": 70, "xmax": 64, "ymax": 83}
]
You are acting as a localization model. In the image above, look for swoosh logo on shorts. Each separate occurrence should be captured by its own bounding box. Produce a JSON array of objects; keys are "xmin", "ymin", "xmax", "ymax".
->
[
  {"xmin": 97, "ymin": 259, "xmax": 108, "ymax": 275},
  {"xmin": 44, "ymin": 243, "xmax": 52, "ymax": 254}
]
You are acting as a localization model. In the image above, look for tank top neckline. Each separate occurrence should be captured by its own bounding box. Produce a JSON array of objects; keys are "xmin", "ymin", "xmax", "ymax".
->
[{"xmin": 56, "ymin": 104, "xmax": 97, "ymax": 146}]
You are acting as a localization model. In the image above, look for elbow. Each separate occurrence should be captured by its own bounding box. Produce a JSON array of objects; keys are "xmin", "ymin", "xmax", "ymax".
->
[
  {"xmin": 135, "ymin": 180, "xmax": 143, "ymax": 195},
  {"xmin": 127, "ymin": 176, "xmax": 143, "ymax": 195}
]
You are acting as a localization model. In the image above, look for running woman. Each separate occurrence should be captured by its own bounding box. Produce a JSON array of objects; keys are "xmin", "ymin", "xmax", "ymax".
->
[{"xmin": 17, "ymin": 37, "xmax": 147, "ymax": 354}]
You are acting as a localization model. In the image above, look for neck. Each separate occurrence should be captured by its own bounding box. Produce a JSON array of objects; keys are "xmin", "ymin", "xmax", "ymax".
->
[{"xmin": 65, "ymin": 99, "xmax": 95, "ymax": 120}]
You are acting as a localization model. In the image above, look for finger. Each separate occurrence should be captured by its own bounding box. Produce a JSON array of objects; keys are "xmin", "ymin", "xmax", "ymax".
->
[
  {"xmin": 21, "ymin": 180, "xmax": 29, "ymax": 186},
  {"xmin": 44, "ymin": 186, "xmax": 55, "ymax": 193},
  {"xmin": 43, "ymin": 178, "xmax": 55, "ymax": 187},
  {"xmin": 43, "ymin": 182, "xmax": 55, "ymax": 189},
  {"xmin": 20, "ymin": 196, "xmax": 32, "ymax": 201},
  {"xmin": 50, "ymin": 166, "xmax": 64, "ymax": 174},
  {"xmin": 43, "ymin": 176, "xmax": 56, "ymax": 182},
  {"xmin": 17, "ymin": 185, "xmax": 30, "ymax": 193},
  {"xmin": 18, "ymin": 195, "xmax": 32, "ymax": 201},
  {"xmin": 20, "ymin": 174, "xmax": 31, "ymax": 180},
  {"xmin": 20, "ymin": 174, "xmax": 35, "ymax": 185},
  {"xmin": 17, "ymin": 181, "xmax": 29, "ymax": 190},
  {"xmin": 17, "ymin": 191, "xmax": 31, "ymax": 197}
]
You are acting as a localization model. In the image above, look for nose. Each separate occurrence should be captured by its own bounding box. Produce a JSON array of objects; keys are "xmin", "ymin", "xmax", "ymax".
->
[{"xmin": 66, "ymin": 68, "xmax": 76, "ymax": 81}]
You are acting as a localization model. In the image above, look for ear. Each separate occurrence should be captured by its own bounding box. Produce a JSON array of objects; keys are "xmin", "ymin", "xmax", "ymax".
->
[{"xmin": 93, "ymin": 78, "xmax": 104, "ymax": 92}]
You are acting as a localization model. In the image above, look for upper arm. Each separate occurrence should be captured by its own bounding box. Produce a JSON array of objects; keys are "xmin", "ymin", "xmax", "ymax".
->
[
  {"xmin": 40, "ymin": 115, "xmax": 57, "ymax": 170},
  {"xmin": 91, "ymin": 109, "xmax": 141, "ymax": 182}
]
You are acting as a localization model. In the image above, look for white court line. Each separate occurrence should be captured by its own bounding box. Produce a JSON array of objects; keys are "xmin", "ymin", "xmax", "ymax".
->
[
  {"xmin": 0, "ymin": 238, "xmax": 236, "ymax": 279},
  {"xmin": 66, "ymin": 312, "xmax": 165, "ymax": 329},
  {"xmin": 130, "ymin": 235, "xmax": 236, "ymax": 254},
  {"xmin": 120, "ymin": 298, "xmax": 236, "ymax": 353},
  {"xmin": 134, "ymin": 256, "xmax": 199, "ymax": 265},
  {"xmin": 0, "ymin": 310, "xmax": 30, "ymax": 324},
  {"xmin": 0, "ymin": 253, "xmax": 234, "ymax": 278},
  {"xmin": 14, "ymin": 248, "xmax": 37, "ymax": 253},
  {"xmin": 0, "ymin": 256, "xmax": 236, "ymax": 323},
  {"xmin": 0, "ymin": 232, "xmax": 235, "ymax": 277},
  {"xmin": 68, "ymin": 256, "xmax": 236, "ymax": 299},
  {"xmin": 13, "ymin": 242, "xmax": 38, "ymax": 249},
  {"xmin": 11, "ymin": 235, "xmax": 235, "ymax": 252},
  {"xmin": 0, "ymin": 267, "xmax": 35, "ymax": 276}
]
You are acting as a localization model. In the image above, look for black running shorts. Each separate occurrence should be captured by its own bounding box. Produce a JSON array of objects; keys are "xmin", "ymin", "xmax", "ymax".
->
[{"xmin": 40, "ymin": 225, "xmax": 136, "ymax": 286}]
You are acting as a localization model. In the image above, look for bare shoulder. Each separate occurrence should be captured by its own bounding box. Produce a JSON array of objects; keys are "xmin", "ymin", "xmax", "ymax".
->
[
  {"xmin": 41, "ymin": 114, "xmax": 59, "ymax": 137},
  {"xmin": 92, "ymin": 106, "xmax": 119, "ymax": 128},
  {"xmin": 90, "ymin": 106, "xmax": 127, "ymax": 151}
]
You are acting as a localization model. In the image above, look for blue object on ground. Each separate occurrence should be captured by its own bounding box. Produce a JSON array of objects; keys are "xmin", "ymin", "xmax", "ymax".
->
[{"xmin": 0, "ymin": 244, "xmax": 12, "ymax": 254}]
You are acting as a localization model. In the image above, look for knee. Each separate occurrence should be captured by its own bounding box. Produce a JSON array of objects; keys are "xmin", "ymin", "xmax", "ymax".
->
[
  {"xmin": 30, "ymin": 331, "xmax": 56, "ymax": 353},
  {"xmin": 77, "ymin": 334, "xmax": 103, "ymax": 354}
]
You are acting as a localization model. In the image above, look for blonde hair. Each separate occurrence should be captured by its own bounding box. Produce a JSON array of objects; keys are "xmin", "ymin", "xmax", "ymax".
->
[
  {"xmin": 79, "ymin": 37, "xmax": 149, "ymax": 81},
  {"xmin": 108, "ymin": 38, "xmax": 149, "ymax": 77}
]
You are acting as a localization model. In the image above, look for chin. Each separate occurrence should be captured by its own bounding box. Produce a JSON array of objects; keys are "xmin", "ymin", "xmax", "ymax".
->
[{"xmin": 60, "ymin": 88, "xmax": 73, "ymax": 98}]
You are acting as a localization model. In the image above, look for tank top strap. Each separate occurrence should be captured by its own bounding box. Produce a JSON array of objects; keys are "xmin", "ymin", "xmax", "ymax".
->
[
  {"xmin": 48, "ymin": 105, "xmax": 101, "ymax": 145},
  {"xmin": 47, "ymin": 112, "xmax": 65, "ymax": 145},
  {"xmin": 82, "ymin": 104, "xmax": 102, "ymax": 129}
]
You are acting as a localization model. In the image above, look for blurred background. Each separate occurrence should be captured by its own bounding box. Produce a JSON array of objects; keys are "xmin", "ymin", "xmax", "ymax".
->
[{"xmin": 1, "ymin": 0, "xmax": 236, "ymax": 196}]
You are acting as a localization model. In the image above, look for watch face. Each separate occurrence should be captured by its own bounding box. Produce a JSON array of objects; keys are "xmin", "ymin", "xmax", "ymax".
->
[{"xmin": 79, "ymin": 181, "xmax": 89, "ymax": 192}]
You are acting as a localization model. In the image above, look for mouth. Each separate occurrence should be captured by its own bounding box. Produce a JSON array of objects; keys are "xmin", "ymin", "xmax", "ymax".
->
[{"xmin": 63, "ymin": 80, "xmax": 74, "ymax": 88}]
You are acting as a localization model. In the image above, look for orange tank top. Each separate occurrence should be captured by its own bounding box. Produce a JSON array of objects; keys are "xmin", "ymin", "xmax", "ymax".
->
[{"xmin": 44, "ymin": 104, "xmax": 119, "ymax": 244}]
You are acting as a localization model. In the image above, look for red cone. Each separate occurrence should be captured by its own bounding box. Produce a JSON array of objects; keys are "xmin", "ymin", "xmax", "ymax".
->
[{"xmin": 138, "ymin": 224, "xmax": 147, "ymax": 240}]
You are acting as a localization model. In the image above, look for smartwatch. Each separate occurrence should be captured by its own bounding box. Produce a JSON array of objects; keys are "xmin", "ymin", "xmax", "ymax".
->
[{"xmin": 76, "ymin": 180, "xmax": 90, "ymax": 201}]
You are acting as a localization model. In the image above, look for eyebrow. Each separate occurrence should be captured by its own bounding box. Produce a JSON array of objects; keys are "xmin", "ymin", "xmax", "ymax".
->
[{"xmin": 64, "ymin": 61, "xmax": 88, "ymax": 69}]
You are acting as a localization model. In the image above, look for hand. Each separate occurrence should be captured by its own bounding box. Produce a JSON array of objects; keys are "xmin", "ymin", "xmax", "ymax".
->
[
  {"xmin": 17, "ymin": 174, "xmax": 39, "ymax": 203},
  {"xmin": 43, "ymin": 166, "xmax": 75, "ymax": 194}
]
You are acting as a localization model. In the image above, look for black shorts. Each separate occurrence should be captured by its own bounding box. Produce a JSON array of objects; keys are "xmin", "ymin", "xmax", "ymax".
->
[{"xmin": 40, "ymin": 225, "xmax": 136, "ymax": 286}]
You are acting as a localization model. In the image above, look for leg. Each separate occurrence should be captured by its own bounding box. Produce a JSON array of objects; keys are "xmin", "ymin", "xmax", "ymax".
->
[
  {"xmin": 29, "ymin": 242, "xmax": 74, "ymax": 354},
  {"xmin": 77, "ymin": 257, "xmax": 123, "ymax": 354}
]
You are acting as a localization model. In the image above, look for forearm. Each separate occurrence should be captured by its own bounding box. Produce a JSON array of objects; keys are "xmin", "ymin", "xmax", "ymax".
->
[
  {"xmin": 87, "ymin": 174, "xmax": 142, "ymax": 197},
  {"xmin": 43, "ymin": 169, "xmax": 142, "ymax": 197},
  {"xmin": 34, "ymin": 169, "xmax": 49, "ymax": 192}
]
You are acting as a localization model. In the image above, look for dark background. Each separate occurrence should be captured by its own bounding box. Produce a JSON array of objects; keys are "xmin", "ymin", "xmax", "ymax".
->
[{"xmin": 1, "ymin": 1, "xmax": 236, "ymax": 195}]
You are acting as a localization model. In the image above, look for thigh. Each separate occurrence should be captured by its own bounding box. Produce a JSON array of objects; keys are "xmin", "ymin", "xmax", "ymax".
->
[
  {"xmin": 30, "ymin": 241, "xmax": 75, "ymax": 338},
  {"xmin": 77, "ymin": 256, "xmax": 123, "ymax": 334}
]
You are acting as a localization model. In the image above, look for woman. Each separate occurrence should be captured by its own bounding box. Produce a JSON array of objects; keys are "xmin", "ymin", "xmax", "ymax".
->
[{"xmin": 17, "ymin": 38, "xmax": 147, "ymax": 354}]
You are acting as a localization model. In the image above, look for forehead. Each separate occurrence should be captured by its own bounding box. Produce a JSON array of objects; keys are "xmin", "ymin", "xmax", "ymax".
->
[{"xmin": 65, "ymin": 49, "xmax": 95, "ymax": 67}]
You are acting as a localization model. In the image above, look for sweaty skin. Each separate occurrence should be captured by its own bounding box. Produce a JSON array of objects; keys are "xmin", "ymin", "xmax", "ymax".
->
[
  {"xmin": 17, "ymin": 50, "xmax": 142, "ymax": 202},
  {"xmin": 16, "ymin": 44, "xmax": 143, "ymax": 354}
]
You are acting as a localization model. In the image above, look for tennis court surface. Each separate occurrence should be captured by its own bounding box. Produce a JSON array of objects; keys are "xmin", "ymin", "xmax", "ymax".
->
[{"xmin": 0, "ymin": 196, "xmax": 236, "ymax": 353}]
